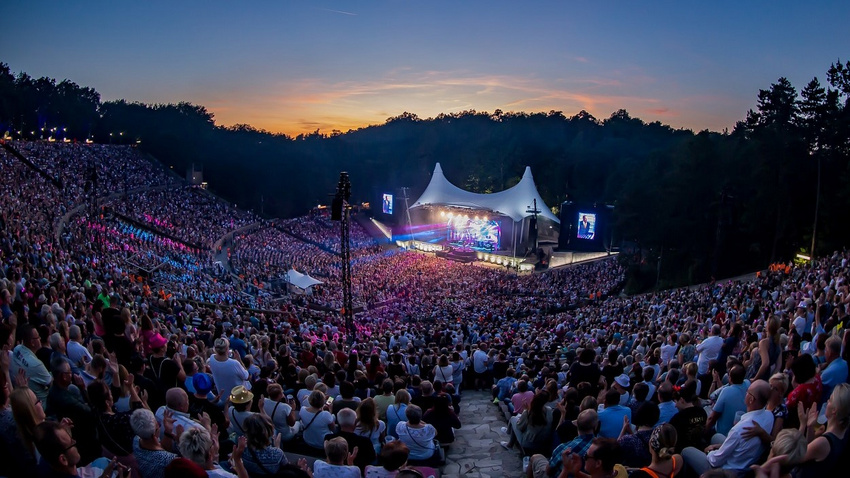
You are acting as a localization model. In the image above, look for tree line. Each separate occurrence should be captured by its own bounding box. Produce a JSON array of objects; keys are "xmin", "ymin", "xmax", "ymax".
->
[{"xmin": 1, "ymin": 61, "xmax": 849, "ymax": 290}]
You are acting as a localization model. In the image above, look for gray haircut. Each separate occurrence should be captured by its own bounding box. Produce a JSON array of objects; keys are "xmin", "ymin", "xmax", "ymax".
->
[
  {"xmin": 178, "ymin": 427, "xmax": 213, "ymax": 466},
  {"xmin": 69, "ymin": 325, "xmax": 82, "ymax": 341},
  {"xmin": 337, "ymin": 408, "xmax": 356, "ymax": 428},
  {"xmin": 405, "ymin": 404, "xmax": 423, "ymax": 424},
  {"xmin": 130, "ymin": 409, "xmax": 158, "ymax": 439},
  {"xmin": 49, "ymin": 332, "xmax": 63, "ymax": 350}
]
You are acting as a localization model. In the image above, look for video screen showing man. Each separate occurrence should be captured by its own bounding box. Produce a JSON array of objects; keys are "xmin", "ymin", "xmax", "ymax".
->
[
  {"xmin": 382, "ymin": 194, "xmax": 393, "ymax": 214},
  {"xmin": 577, "ymin": 212, "xmax": 596, "ymax": 240}
]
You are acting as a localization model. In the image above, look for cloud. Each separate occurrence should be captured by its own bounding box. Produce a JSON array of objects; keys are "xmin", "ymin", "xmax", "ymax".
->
[
  {"xmin": 205, "ymin": 68, "xmax": 705, "ymax": 135},
  {"xmin": 319, "ymin": 7, "xmax": 357, "ymax": 16}
]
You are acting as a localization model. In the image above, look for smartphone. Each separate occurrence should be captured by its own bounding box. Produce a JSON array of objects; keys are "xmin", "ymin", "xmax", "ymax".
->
[
  {"xmin": 286, "ymin": 394, "xmax": 294, "ymax": 401},
  {"xmin": 325, "ymin": 396, "xmax": 334, "ymax": 405}
]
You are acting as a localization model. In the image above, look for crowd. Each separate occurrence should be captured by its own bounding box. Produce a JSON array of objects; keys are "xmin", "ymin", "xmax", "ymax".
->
[
  {"xmin": 0, "ymin": 139, "xmax": 848, "ymax": 478},
  {"xmin": 111, "ymin": 188, "xmax": 258, "ymax": 250}
]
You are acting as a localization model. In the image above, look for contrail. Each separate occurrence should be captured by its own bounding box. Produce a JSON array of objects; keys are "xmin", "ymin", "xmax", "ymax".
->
[{"xmin": 320, "ymin": 7, "xmax": 357, "ymax": 16}]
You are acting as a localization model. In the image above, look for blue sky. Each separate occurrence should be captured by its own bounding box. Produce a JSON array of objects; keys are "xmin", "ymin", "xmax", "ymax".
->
[{"xmin": 2, "ymin": 1, "xmax": 848, "ymax": 135}]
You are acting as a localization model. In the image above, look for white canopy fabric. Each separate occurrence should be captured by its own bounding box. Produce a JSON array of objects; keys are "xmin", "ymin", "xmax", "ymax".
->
[
  {"xmin": 285, "ymin": 269, "xmax": 323, "ymax": 290},
  {"xmin": 410, "ymin": 163, "xmax": 560, "ymax": 223}
]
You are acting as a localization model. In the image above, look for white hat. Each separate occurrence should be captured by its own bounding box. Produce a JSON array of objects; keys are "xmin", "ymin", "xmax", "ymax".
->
[{"xmin": 614, "ymin": 374, "xmax": 630, "ymax": 388}]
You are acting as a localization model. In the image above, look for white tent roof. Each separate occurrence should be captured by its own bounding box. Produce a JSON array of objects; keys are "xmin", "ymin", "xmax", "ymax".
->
[
  {"xmin": 410, "ymin": 163, "xmax": 560, "ymax": 223},
  {"xmin": 285, "ymin": 269, "xmax": 323, "ymax": 290}
]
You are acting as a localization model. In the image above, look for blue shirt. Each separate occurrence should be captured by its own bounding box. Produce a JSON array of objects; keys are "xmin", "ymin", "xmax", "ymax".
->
[
  {"xmin": 658, "ymin": 401, "xmax": 678, "ymax": 425},
  {"xmin": 821, "ymin": 358, "xmax": 848, "ymax": 404},
  {"xmin": 713, "ymin": 383, "xmax": 748, "ymax": 436},
  {"xmin": 598, "ymin": 404, "xmax": 631, "ymax": 439},
  {"xmin": 549, "ymin": 433, "xmax": 594, "ymax": 477}
]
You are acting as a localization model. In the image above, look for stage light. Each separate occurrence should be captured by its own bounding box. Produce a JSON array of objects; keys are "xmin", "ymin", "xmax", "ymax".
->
[
  {"xmin": 447, "ymin": 212, "xmax": 453, "ymax": 218},
  {"xmin": 440, "ymin": 211, "xmax": 445, "ymax": 217},
  {"xmin": 483, "ymin": 216, "xmax": 488, "ymax": 221},
  {"xmin": 475, "ymin": 216, "xmax": 479, "ymax": 221}
]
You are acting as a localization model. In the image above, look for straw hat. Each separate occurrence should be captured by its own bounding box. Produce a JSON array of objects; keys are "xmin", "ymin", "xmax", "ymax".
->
[{"xmin": 230, "ymin": 385, "xmax": 254, "ymax": 404}]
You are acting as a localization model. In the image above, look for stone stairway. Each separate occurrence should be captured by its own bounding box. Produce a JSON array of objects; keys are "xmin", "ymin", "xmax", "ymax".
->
[{"xmin": 441, "ymin": 390, "xmax": 524, "ymax": 478}]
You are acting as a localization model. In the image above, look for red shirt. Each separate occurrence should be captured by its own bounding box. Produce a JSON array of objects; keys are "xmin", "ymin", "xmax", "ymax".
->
[{"xmin": 786, "ymin": 374, "xmax": 822, "ymax": 410}]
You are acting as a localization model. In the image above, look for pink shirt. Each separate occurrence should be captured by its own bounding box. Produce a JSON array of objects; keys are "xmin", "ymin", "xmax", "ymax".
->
[{"xmin": 511, "ymin": 391, "xmax": 534, "ymax": 414}]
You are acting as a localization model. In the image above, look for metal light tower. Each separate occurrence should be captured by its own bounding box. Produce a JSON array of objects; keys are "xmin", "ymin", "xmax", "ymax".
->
[{"xmin": 332, "ymin": 172, "xmax": 355, "ymax": 342}]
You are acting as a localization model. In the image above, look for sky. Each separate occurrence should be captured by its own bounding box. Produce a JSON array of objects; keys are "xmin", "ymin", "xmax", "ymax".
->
[{"xmin": 2, "ymin": 1, "xmax": 849, "ymax": 136}]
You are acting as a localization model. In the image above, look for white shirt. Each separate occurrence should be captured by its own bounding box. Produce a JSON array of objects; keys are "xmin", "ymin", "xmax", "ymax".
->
[
  {"xmin": 696, "ymin": 335, "xmax": 723, "ymax": 375},
  {"xmin": 707, "ymin": 408, "xmax": 774, "ymax": 471},
  {"xmin": 154, "ymin": 406, "xmax": 202, "ymax": 440},
  {"xmin": 208, "ymin": 356, "xmax": 250, "ymax": 396}
]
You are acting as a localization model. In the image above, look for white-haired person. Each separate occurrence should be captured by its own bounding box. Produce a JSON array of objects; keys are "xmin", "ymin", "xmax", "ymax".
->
[
  {"xmin": 130, "ymin": 408, "xmax": 178, "ymax": 478},
  {"xmin": 208, "ymin": 337, "xmax": 250, "ymax": 406},
  {"xmin": 313, "ymin": 436, "xmax": 360, "ymax": 478},
  {"xmin": 179, "ymin": 427, "xmax": 250, "ymax": 478}
]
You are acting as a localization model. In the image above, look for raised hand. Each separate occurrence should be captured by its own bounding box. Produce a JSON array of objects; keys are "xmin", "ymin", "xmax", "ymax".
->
[
  {"xmin": 806, "ymin": 403, "xmax": 819, "ymax": 428},
  {"xmin": 163, "ymin": 409, "xmax": 175, "ymax": 435},
  {"xmin": 232, "ymin": 436, "xmax": 247, "ymax": 461},
  {"xmin": 347, "ymin": 446, "xmax": 359, "ymax": 466},
  {"xmin": 751, "ymin": 454, "xmax": 787, "ymax": 478},
  {"xmin": 15, "ymin": 368, "xmax": 28, "ymax": 388},
  {"xmin": 199, "ymin": 411, "xmax": 211, "ymax": 430}
]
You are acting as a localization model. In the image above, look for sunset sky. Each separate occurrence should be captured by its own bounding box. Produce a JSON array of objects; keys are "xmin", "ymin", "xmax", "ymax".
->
[{"xmin": 2, "ymin": 1, "xmax": 848, "ymax": 136}]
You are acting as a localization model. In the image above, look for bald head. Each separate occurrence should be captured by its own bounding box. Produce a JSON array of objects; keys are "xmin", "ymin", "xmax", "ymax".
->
[
  {"xmin": 747, "ymin": 380, "xmax": 771, "ymax": 410},
  {"xmin": 165, "ymin": 388, "xmax": 189, "ymax": 412}
]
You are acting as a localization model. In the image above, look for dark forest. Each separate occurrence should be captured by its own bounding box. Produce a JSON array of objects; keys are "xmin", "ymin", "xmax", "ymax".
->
[{"xmin": 2, "ymin": 61, "xmax": 850, "ymax": 290}]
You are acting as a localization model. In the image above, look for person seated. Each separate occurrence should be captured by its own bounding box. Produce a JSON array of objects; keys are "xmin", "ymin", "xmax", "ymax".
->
[
  {"xmin": 706, "ymin": 364, "xmax": 748, "ymax": 437},
  {"xmin": 395, "ymin": 405, "xmax": 443, "ymax": 465},
  {"xmin": 597, "ymin": 388, "xmax": 632, "ymax": 439},
  {"xmin": 263, "ymin": 383, "xmax": 300, "ymax": 442},
  {"xmin": 629, "ymin": 424, "xmax": 684, "ymax": 478},
  {"xmin": 365, "ymin": 440, "xmax": 410, "ymax": 478},
  {"xmin": 681, "ymin": 379, "xmax": 773, "ymax": 476},
  {"xmin": 130, "ymin": 408, "xmax": 179, "ymax": 478},
  {"xmin": 300, "ymin": 390, "xmax": 336, "ymax": 451},
  {"xmin": 618, "ymin": 401, "xmax": 659, "ymax": 468},
  {"xmin": 313, "ymin": 437, "xmax": 361, "ymax": 478},
  {"xmin": 423, "ymin": 394, "xmax": 461, "ymax": 445},
  {"xmin": 240, "ymin": 414, "xmax": 287, "ymax": 476},
  {"xmin": 179, "ymin": 427, "xmax": 249, "ymax": 478},
  {"xmin": 528, "ymin": 408, "xmax": 598, "ymax": 478},
  {"xmin": 326, "ymin": 408, "xmax": 377, "ymax": 472}
]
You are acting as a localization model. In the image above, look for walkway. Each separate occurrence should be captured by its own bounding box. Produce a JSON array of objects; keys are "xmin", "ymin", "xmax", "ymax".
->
[{"xmin": 442, "ymin": 390, "xmax": 524, "ymax": 478}]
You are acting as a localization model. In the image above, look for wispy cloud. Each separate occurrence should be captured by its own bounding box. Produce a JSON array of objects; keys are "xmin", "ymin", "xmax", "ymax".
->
[
  {"xmin": 319, "ymin": 7, "xmax": 357, "ymax": 16},
  {"xmin": 202, "ymin": 68, "xmax": 734, "ymax": 135}
]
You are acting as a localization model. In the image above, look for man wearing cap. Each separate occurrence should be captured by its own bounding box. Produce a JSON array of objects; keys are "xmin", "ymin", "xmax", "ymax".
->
[
  {"xmin": 612, "ymin": 373, "xmax": 631, "ymax": 405},
  {"xmin": 597, "ymin": 389, "xmax": 632, "ymax": 439},
  {"xmin": 188, "ymin": 374, "xmax": 227, "ymax": 442}
]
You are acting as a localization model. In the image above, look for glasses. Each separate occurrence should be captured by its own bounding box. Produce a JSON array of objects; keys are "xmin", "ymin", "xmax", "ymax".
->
[
  {"xmin": 61, "ymin": 440, "xmax": 77, "ymax": 453},
  {"xmin": 585, "ymin": 453, "xmax": 597, "ymax": 460}
]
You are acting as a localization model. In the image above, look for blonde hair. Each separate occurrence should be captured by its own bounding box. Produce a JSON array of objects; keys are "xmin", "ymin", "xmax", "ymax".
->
[
  {"xmin": 769, "ymin": 373, "xmax": 789, "ymax": 396},
  {"xmin": 771, "ymin": 429, "xmax": 807, "ymax": 467},
  {"xmin": 830, "ymin": 383, "xmax": 850, "ymax": 429},
  {"xmin": 10, "ymin": 388, "xmax": 39, "ymax": 454}
]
